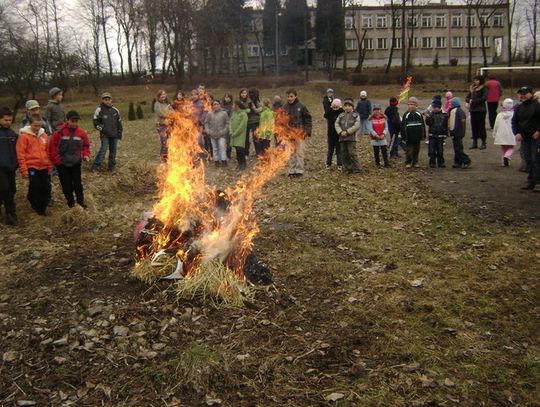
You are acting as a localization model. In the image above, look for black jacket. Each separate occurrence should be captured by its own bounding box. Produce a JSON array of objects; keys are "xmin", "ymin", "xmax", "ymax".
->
[
  {"xmin": 283, "ymin": 98, "xmax": 312, "ymax": 137},
  {"xmin": 401, "ymin": 110, "xmax": 426, "ymax": 143},
  {"xmin": 425, "ymin": 111, "xmax": 448, "ymax": 137},
  {"xmin": 324, "ymin": 108, "xmax": 344, "ymax": 139},
  {"xmin": 384, "ymin": 105, "xmax": 401, "ymax": 133},
  {"xmin": 0, "ymin": 126, "xmax": 18, "ymax": 171},
  {"xmin": 466, "ymin": 85, "xmax": 487, "ymax": 113},
  {"xmin": 512, "ymin": 99, "xmax": 540, "ymax": 138},
  {"xmin": 322, "ymin": 96, "xmax": 333, "ymax": 116},
  {"xmin": 93, "ymin": 104, "xmax": 123, "ymax": 139}
]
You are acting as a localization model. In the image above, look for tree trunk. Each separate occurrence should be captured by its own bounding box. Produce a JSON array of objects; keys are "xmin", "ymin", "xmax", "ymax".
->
[
  {"xmin": 386, "ymin": 0, "xmax": 396, "ymax": 75},
  {"xmin": 467, "ymin": 3, "xmax": 472, "ymax": 82},
  {"xmin": 401, "ymin": 0, "xmax": 406, "ymax": 76},
  {"xmin": 99, "ymin": 0, "xmax": 114, "ymax": 77}
]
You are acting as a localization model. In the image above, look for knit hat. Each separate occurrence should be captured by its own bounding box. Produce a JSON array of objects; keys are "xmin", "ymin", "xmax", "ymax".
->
[
  {"xmin": 326, "ymin": 88, "xmax": 334, "ymax": 93},
  {"xmin": 25, "ymin": 100, "xmax": 40, "ymax": 110},
  {"xmin": 101, "ymin": 92, "xmax": 112, "ymax": 99},
  {"xmin": 343, "ymin": 98, "xmax": 354, "ymax": 106},
  {"xmin": 360, "ymin": 90, "xmax": 367, "ymax": 98},
  {"xmin": 372, "ymin": 103, "xmax": 382, "ymax": 110},
  {"xmin": 502, "ymin": 98, "xmax": 514, "ymax": 110},
  {"xmin": 407, "ymin": 97, "xmax": 418, "ymax": 105},
  {"xmin": 432, "ymin": 95, "xmax": 442, "ymax": 101},
  {"xmin": 331, "ymin": 98, "xmax": 342, "ymax": 108},
  {"xmin": 66, "ymin": 110, "xmax": 80, "ymax": 120},
  {"xmin": 431, "ymin": 99, "xmax": 442, "ymax": 108},
  {"xmin": 389, "ymin": 97, "xmax": 398, "ymax": 106},
  {"xmin": 518, "ymin": 86, "xmax": 533, "ymax": 95},
  {"xmin": 445, "ymin": 91, "xmax": 453, "ymax": 98},
  {"xmin": 49, "ymin": 87, "xmax": 62, "ymax": 99},
  {"xmin": 451, "ymin": 97, "xmax": 461, "ymax": 108}
]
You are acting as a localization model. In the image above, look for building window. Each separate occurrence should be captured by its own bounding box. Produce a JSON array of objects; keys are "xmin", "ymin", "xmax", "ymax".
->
[
  {"xmin": 362, "ymin": 38, "xmax": 373, "ymax": 50},
  {"xmin": 377, "ymin": 38, "xmax": 387, "ymax": 49},
  {"xmin": 408, "ymin": 37, "xmax": 418, "ymax": 48},
  {"xmin": 467, "ymin": 14, "xmax": 476, "ymax": 27},
  {"xmin": 345, "ymin": 15, "xmax": 355, "ymax": 29},
  {"xmin": 376, "ymin": 15, "xmax": 387, "ymax": 28},
  {"xmin": 421, "ymin": 14, "xmax": 432, "ymax": 28},
  {"xmin": 421, "ymin": 37, "xmax": 432, "ymax": 48},
  {"xmin": 392, "ymin": 37, "xmax": 402, "ymax": 49},
  {"xmin": 265, "ymin": 49, "xmax": 274, "ymax": 56},
  {"xmin": 479, "ymin": 13, "xmax": 490, "ymax": 26},
  {"xmin": 394, "ymin": 16, "xmax": 402, "ymax": 28},
  {"xmin": 452, "ymin": 13, "xmax": 462, "ymax": 27},
  {"xmin": 481, "ymin": 36, "xmax": 491, "ymax": 47},
  {"xmin": 346, "ymin": 38, "xmax": 357, "ymax": 50},
  {"xmin": 435, "ymin": 37, "xmax": 446, "ymax": 48},
  {"xmin": 435, "ymin": 14, "xmax": 446, "ymax": 27},
  {"xmin": 362, "ymin": 15, "xmax": 373, "ymax": 28},
  {"xmin": 493, "ymin": 13, "xmax": 503, "ymax": 27},
  {"xmin": 407, "ymin": 16, "xmax": 417, "ymax": 27},
  {"xmin": 247, "ymin": 45, "xmax": 260, "ymax": 57},
  {"xmin": 452, "ymin": 36, "xmax": 463, "ymax": 48}
]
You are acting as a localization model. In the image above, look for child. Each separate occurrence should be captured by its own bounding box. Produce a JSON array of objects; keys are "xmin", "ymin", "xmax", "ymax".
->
[
  {"xmin": 0, "ymin": 107, "xmax": 19, "ymax": 225},
  {"xmin": 385, "ymin": 97, "xmax": 404, "ymax": 158},
  {"xmin": 229, "ymin": 101, "xmax": 248, "ymax": 171},
  {"xmin": 21, "ymin": 100, "xmax": 52, "ymax": 136},
  {"xmin": 401, "ymin": 97, "xmax": 426, "ymax": 168},
  {"xmin": 355, "ymin": 90, "xmax": 371, "ymax": 135},
  {"xmin": 222, "ymin": 94, "xmax": 234, "ymax": 159},
  {"xmin": 46, "ymin": 87, "xmax": 65, "ymax": 132},
  {"xmin": 49, "ymin": 111, "xmax": 90, "ymax": 208},
  {"xmin": 368, "ymin": 104, "xmax": 390, "ymax": 167},
  {"xmin": 17, "ymin": 114, "xmax": 52, "ymax": 216},
  {"xmin": 91, "ymin": 92, "xmax": 122, "ymax": 173},
  {"xmin": 443, "ymin": 91, "xmax": 453, "ymax": 113},
  {"xmin": 324, "ymin": 98, "xmax": 344, "ymax": 170},
  {"xmin": 335, "ymin": 98, "xmax": 362, "ymax": 174},
  {"xmin": 448, "ymin": 97, "xmax": 471, "ymax": 169},
  {"xmin": 257, "ymin": 98, "xmax": 274, "ymax": 155},
  {"xmin": 492, "ymin": 98, "xmax": 516, "ymax": 167},
  {"xmin": 204, "ymin": 100, "xmax": 229, "ymax": 167},
  {"xmin": 425, "ymin": 99, "xmax": 448, "ymax": 168}
]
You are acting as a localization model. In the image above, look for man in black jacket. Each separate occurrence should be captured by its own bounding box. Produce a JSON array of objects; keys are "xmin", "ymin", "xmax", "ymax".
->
[
  {"xmin": 512, "ymin": 86, "xmax": 540, "ymax": 190},
  {"xmin": 283, "ymin": 89, "xmax": 312, "ymax": 177},
  {"xmin": 91, "ymin": 93, "xmax": 123, "ymax": 173}
]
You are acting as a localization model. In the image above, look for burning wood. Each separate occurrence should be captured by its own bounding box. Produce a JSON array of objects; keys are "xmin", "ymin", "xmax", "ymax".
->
[{"xmin": 132, "ymin": 104, "xmax": 306, "ymax": 304}]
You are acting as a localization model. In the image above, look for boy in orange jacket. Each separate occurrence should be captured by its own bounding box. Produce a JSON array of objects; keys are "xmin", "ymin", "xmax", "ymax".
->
[{"xmin": 17, "ymin": 114, "xmax": 52, "ymax": 216}]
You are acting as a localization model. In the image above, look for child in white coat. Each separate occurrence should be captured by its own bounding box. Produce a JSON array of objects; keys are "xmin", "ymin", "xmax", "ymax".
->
[{"xmin": 492, "ymin": 98, "xmax": 516, "ymax": 167}]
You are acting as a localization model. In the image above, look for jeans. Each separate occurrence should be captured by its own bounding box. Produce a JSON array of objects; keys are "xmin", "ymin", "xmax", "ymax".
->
[
  {"xmin": 428, "ymin": 137, "xmax": 445, "ymax": 166},
  {"xmin": 373, "ymin": 145, "xmax": 389, "ymax": 166},
  {"xmin": 27, "ymin": 168, "xmax": 50, "ymax": 215},
  {"xmin": 0, "ymin": 169, "xmax": 16, "ymax": 215},
  {"xmin": 326, "ymin": 134, "xmax": 342, "ymax": 166},
  {"xmin": 360, "ymin": 119, "xmax": 370, "ymax": 135},
  {"xmin": 487, "ymin": 102, "xmax": 498, "ymax": 129},
  {"xmin": 57, "ymin": 163, "xmax": 84, "ymax": 206},
  {"xmin": 452, "ymin": 135, "xmax": 471, "ymax": 166},
  {"xmin": 210, "ymin": 137, "xmax": 227, "ymax": 162},
  {"xmin": 93, "ymin": 137, "xmax": 118, "ymax": 170},
  {"xmin": 521, "ymin": 137, "xmax": 540, "ymax": 186},
  {"xmin": 389, "ymin": 130, "xmax": 406, "ymax": 157},
  {"xmin": 405, "ymin": 141, "xmax": 421, "ymax": 165}
]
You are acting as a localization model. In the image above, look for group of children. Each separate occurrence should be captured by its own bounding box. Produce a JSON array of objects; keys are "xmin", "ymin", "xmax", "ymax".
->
[
  {"xmin": 323, "ymin": 86, "xmax": 530, "ymax": 173},
  {"xmin": 0, "ymin": 87, "xmax": 115, "ymax": 226}
]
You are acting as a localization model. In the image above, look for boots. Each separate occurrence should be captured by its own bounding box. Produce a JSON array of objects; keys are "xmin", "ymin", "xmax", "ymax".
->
[
  {"xmin": 382, "ymin": 146, "xmax": 391, "ymax": 167},
  {"xmin": 479, "ymin": 139, "xmax": 487, "ymax": 150},
  {"xmin": 469, "ymin": 139, "xmax": 478, "ymax": 149}
]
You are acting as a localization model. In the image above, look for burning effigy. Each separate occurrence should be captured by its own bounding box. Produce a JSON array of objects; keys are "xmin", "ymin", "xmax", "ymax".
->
[{"xmin": 132, "ymin": 101, "xmax": 306, "ymax": 305}]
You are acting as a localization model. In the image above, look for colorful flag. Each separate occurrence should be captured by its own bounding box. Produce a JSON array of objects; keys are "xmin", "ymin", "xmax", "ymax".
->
[{"xmin": 398, "ymin": 76, "xmax": 413, "ymax": 102}]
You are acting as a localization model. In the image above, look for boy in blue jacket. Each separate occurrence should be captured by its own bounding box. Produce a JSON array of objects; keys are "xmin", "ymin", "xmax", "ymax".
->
[{"xmin": 0, "ymin": 107, "xmax": 19, "ymax": 225}]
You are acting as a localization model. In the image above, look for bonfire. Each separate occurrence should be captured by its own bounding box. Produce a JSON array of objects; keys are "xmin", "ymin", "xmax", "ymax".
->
[{"xmin": 132, "ymin": 101, "xmax": 306, "ymax": 305}]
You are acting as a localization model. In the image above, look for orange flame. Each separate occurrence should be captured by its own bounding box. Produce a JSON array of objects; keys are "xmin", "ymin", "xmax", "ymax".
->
[{"xmin": 139, "ymin": 105, "xmax": 306, "ymax": 279}]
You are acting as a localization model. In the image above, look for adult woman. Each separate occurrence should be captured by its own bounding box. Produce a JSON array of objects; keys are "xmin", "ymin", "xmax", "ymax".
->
[{"xmin": 466, "ymin": 75, "xmax": 488, "ymax": 150}]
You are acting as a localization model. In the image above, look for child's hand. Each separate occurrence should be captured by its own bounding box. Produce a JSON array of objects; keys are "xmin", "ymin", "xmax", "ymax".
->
[
  {"xmin": 83, "ymin": 156, "xmax": 90, "ymax": 162},
  {"xmin": 515, "ymin": 134, "xmax": 522, "ymax": 142}
]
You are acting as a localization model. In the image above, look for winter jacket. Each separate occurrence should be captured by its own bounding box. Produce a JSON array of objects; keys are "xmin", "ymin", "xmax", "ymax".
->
[
  {"xmin": 486, "ymin": 79, "xmax": 503, "ymax": 103},
  {"xmin": 49, "ymin": 125, "xmax": 91, "ymax": 167},
  {"xmin": 93, "ymin": 104, "xmax": 123, "ymax": 139},
  {"xmin": 258, "ymin": 107, "xmax": 275, "ymax": 140},
  {"xmin": 466, "ymin": 85, "xmax": 487, "ymax": 112},
  {"xmin": 425, "ymin": 111, "xmax": 448, "ymax": 138},
  {"xmin": 190, "ymin": 98, "xmax": 206, "ymax": 126},
  {"xmin": 449, "ymin": 107, "xmax": 466, "ymax": 139},
  {"xmin": 322, "ymin": 96, "xmax": 333, "ymax": 116},
  {"xmin": 324, "ymin": 108, "xmax": 344, "ymax": 140},
  {"xmin": 511, "ymin": 99, "xmax": 540, "ymax": 138},
  {"xmin": 229, "ymin": 109, "xmax": 249, "ymax": 148},
  {"xmin": 45, "ymin": 100, "xmax": 65, "ymax": 130},
  {"xmin": 368, "ymin": 114, "xmax": 389, "ymax": 146},
  {"xmin": 282, "ymin": 98, "xmax": 312, "ymax": 137},
  {"xmin": 204, "ymin": 110, "xmax": 229, "ymax": 139},
  {"xmin": 355, "ymin": 98, "xmax": 372, "ymax": 119},
  {"xmin": 401, "ymin": 110, "xmax": 426, "ymax": 143},
  {"xmin": 16, "ymin": 126, "xmax": 52, "ymax": 176},
  {"xmin": 20, "ymin": 115, "xmax": 52, "ymax": 137},
  {"xmin": 247, "ymin": 100, "xmax": 262, "ymax": 125},
  {"xmin": 384, "ymin": 105, "xmax": 401, "ymax": 133},
  {"xmin": 335, "ymin": 111, "xmax": 360, "ymax": 142},
  {"xmin": 0, "ymin": 126, "xmax": 18, "ymax": 171},
  {"xmin": 493, "ymin": 110, "xmax": 516, "ymax": 146},
  {"xmin": 222, "ymin": 104, "xmax": 233, "ymax": 118},
  {"xmin": 154, "ymin": 101, "xmax": 172, "ymax": 126}
]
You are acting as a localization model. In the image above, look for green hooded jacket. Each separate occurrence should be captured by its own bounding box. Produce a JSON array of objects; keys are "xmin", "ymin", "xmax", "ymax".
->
[
  {"xmin": 228, "ymin": 109, "xmax": 249, "ymax": 148},
  {"xmin": 258, "ymin": 106, "xmax": 274, "ymax": 141}
]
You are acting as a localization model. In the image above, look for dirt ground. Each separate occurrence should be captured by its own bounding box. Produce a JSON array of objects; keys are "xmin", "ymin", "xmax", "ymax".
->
[{"xmin": 0, "ymin": 86, "xmax": 538, "ymax": 406}]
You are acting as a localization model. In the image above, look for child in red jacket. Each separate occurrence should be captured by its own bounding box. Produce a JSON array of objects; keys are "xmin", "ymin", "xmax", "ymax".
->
[
  {"xmin": 17, "ymin": 114, "xmax": 52, "ymax": 215},
  {"xmin": 49, "ymin": 111, "xmax": 90, "ymax": 208}
]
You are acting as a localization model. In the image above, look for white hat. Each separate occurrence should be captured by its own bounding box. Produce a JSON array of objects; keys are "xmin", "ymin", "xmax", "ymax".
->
[
  {"xmin": 502, "ymin": 98, "xmax": 514, "ymax": 110},
  {"xmin": 331, "ymin": 98, "xmax": 342, "ymax": 108},
  {"xmin": 360, "ymin": 90, "xmax": 367, "ymax": 97},
  {"xmin": 25, "ymin": 100, "xmax": 40, "ymax": 110}
]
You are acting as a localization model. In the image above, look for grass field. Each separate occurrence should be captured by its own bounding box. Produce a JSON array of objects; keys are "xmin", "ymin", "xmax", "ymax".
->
[{"xmin": 0, "ymin": 83, "xmax": 538, "ymax": 406}]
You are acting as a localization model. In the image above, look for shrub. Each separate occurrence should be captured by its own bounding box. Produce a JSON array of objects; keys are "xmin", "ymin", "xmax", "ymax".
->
[
  {"xmin": 136, "ymin": 104, "xmax": 144, "ymax": 119},
  {"xmin": 449, "ymin": 58, "xmax": 458, "ymax": 66},
  {"xmin": 128, "ymin": 102, "xmax": 136, "ymax": 121},
  {"xmin": 433, "ymin": 53, "xmax": 439, "ymax": 69}
]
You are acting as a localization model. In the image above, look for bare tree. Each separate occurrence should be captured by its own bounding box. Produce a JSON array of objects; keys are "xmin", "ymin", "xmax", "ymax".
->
[
  {"xmin": 525, "ymin": 0, "xmax": 539, "ymax": 65},
  {"xmin": 79, "ymin": 0, "xmax": 102, "ymax": 81},
  {"xmin": 98, "ymin": 0, "xmax": 114, "ymax": 77},
  {"xmin": 110, "ymin": 0, "xmax": 141, "ymax": 82}
]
